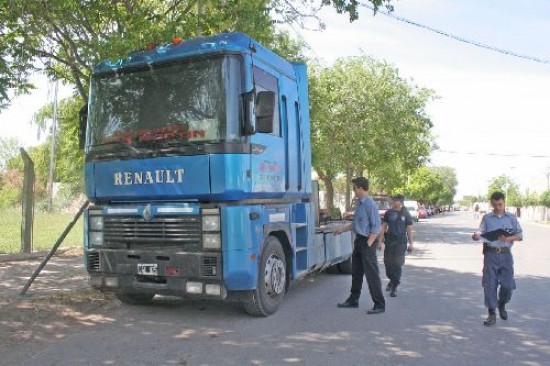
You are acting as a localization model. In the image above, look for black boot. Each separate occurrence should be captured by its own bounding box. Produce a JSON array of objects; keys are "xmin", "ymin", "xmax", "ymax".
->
[
  {"xmin": 484, "ymin": 310, "xmax": 496, "ymax": 326},
  {"xmin": 337, "ymin": 297, "xmax": 358, "ymax": 308},
  {"xmin": 498, "ymin": 301, "xmax": 508, "ymax": 320}
]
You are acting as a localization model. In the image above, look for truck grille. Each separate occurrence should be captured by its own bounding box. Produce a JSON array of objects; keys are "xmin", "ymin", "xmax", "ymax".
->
[
  {"xmin": 103, "ymin": 215, "xmax": 201, "ymax": 250},
  {"xmin": 87, "ymin": 251, "xmax": 100, "ymax": 271},
  {"xmin": 202, "ymin": 256, "xmax": 218, "ymax": 276}
]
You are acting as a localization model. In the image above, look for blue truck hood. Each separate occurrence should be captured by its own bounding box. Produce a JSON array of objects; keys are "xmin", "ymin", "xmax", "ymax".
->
[{"xmin": 85, "ymin": 156, "xmax": 209, "ymax": 201}]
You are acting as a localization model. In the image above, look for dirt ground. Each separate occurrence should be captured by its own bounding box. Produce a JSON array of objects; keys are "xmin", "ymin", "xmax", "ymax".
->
[{"xmin": 0, "ymin": 248, "xmax": 120, "ymax": 346}]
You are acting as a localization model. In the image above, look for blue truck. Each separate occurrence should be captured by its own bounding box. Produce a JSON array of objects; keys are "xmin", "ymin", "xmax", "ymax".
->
[{"xmin": 80, "ymin": 32, "xmax": 352, "ymax": 316}]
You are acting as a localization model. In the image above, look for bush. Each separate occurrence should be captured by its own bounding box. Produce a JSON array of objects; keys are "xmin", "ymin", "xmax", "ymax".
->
[
  {"xmin": 540, "ymin": 190, "xmax": 550, "ymax": 208},
  {"xmin": 0, "ymin": 186, "xmax": 20, "ymax": 209},
  {"xmin": 329, "ymin": 207, "xmax": 342, "ymax": 220}
]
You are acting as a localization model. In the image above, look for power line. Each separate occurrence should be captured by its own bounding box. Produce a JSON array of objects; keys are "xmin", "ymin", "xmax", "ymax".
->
[
  {"xmin": 358, "ymin": 2, "xmax": 550, "ymax": 66},
  {"xmin": 435, "ymin": 150, "xmax": 550, "ymax": 158}
]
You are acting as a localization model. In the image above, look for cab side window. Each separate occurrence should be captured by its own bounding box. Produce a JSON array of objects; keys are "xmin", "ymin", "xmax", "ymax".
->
[{"xmin": 253, "ymin": 66, "xmax": 280, "ymax": 136}]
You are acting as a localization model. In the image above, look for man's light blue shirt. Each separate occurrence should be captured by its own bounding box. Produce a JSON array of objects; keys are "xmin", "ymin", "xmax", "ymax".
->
[
  {"xmin": 352, "ymin": 196, "xmax": 381, "ymax": 237},
  {"xmin": 480, "ymin": 211, "xmax": 523, "ymax": 248}
]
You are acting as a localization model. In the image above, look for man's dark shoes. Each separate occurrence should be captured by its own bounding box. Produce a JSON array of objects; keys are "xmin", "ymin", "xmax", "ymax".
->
[
  {"xmin": 386, "ymin": 282, "xmax": 393, "ymax": 292},
  {"xmin": 484, "ymin": 311, "xmax": 497, "ymax": 326},
  {"xmin": 498, "ymin": 302, "xmax": 508, "ymax": 320},
  {"xmin": 366, "ymin": 307, "xmax": 385, "ymax": 314},
  {"xmin": 337, "ymin": 298, "xmax": 358, "ymax": 308},
  {"xmin": 390, "ymin": 287, "xmax": 397, "ymax": 297}
]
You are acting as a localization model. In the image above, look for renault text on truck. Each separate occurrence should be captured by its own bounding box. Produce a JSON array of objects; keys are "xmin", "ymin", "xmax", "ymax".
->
[{"xmin": 81, "ymin": 32, "xmax": 352, "ymax": 316}]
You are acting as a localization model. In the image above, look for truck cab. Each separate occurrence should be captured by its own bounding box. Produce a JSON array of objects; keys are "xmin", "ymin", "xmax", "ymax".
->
[{"xmin": 81, "ymin": 33, "xmax": 352, "ymax": 316}]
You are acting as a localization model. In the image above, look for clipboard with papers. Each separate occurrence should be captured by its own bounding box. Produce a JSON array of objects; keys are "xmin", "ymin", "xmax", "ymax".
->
[{"xmin": 480, "ymin": 228, "xmax": 514, "ymax": 242}]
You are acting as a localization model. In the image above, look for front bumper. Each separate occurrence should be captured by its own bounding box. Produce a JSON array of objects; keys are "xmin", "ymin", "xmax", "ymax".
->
[{"xmin": 87, "ymin": 249, "xmax": 226, "ymax": 299}]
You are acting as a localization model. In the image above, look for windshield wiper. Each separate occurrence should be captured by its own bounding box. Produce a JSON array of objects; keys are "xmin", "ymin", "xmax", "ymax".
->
[{"xmin": 90, "ymin": 140, "xmax": 153, "ymax": 157}]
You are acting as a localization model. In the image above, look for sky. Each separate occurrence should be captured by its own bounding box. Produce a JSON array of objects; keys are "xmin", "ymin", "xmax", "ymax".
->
[
  {"xmin": 1, "ymin": 0, "xmax": 549, "ymax": 199},
  {"xmin": 287, "ymin": 0, "xmax": 550, "ymax": 198}
]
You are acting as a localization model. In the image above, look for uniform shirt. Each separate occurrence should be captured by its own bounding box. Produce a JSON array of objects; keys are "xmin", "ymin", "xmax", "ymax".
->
[
  {"xmin": 480, "ymin": 211, "xmax": 523, "ymax": 248},
  {"xmin": 352, "ymin": 195, "xmax": 381, "ymax": 237},
  {"xmin": 383, "ymin": 207, "xmax": 412, "ymax": 245}
]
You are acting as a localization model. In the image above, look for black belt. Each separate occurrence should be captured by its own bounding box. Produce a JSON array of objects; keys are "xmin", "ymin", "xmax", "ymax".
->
[{"xmin": 483, "ymin": 244, "xmax": 511, "ymax": 254}]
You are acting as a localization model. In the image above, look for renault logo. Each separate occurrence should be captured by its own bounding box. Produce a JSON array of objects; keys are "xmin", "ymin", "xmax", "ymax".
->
[{"xmin": 143, "ymin": 204, "xmax": 153, "ymax": 221}]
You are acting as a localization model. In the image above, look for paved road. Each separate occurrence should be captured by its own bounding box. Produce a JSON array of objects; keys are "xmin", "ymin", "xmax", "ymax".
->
[{"xmin": 1, "ymin": 211, "xmax": 549, "ymax": 366}]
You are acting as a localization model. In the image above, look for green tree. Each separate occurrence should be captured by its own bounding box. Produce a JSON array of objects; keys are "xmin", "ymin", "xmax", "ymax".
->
[
  {"xmin": 405, "ymin": 166, "xmax": 443, "ymax": 204},
  {"xmin": 431, "ymin": 166, "xmax": 457, "ymax": 206},
  {"xmin": 0, "ymin": 136, "xmax": 20, "ymax": 171},
  {"xmin": 487, "ymin": 175, "xmax": 520, "ymax": 206},
  {"xmin": 309, "ymin": 56, "xmax": 436, "ymax": 210},
  {"xmin": 522, "ymin": 189, "xmax": 539, "ymax": 207},
  {"xmin": 33, "ymin": 97, "xmax": 85, "ymax": 189},
  {"xmin": 0, "ymin": 0, "xmax": 392, "ymax": 110},
  {"xmin": 539, "ymin": 190, "xmax": 550, "ymax": 208}
]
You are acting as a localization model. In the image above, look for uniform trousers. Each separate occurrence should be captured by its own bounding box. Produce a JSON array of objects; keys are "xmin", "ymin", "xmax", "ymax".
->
[
  {"xmin": 482, "ymin": 251, "xmax": 516, "ymax": 310},
  {"xmin": 350, "ymin": 235, "xmax": 385, "ymax": 310},
  {"xmin": 384, "ymin": 243, "xmax": 407, "ymax": 287}
]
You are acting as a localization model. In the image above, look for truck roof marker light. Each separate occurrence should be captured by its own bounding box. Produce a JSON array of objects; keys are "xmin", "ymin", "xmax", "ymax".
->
[
  {"xmin": 250, "ymin": 254, "xmax": 256, "ymax": 261},
  {"xmin": 172, "ymin": 36, "xmax": 183, "ymax": 45},
  {"xmin": 146, "ymin": 42, "xmax": 156, "ymax": 50}
]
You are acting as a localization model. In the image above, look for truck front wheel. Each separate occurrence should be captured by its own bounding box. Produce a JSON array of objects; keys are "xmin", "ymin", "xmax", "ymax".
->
[
  {"xmin": 115, "ymin": 292, "xmax": 155, "ymax": 305},
  {"xmin": 243, "ymin": 236, "xmax": 286, "ymax": 317}
]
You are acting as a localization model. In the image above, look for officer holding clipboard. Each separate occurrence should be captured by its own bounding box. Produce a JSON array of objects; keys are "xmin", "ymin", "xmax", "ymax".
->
[{"xmin": 472, "ymin": 191, "xmax": 523, "ymax": 326}]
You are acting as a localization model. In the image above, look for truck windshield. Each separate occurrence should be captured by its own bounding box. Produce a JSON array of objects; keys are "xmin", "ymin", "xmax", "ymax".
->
[{"xmin": 87, "ymin": 55, "xmax": 242, "ymax": 155}]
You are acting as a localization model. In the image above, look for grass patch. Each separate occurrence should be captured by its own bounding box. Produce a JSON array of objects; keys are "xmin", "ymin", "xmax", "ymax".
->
[{"xmin": 0, "ymin": 209, "xmax": 83, "ymax": 254}]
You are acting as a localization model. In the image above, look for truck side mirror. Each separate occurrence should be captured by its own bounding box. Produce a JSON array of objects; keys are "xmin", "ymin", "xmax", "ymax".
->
[
  {"xmin": 78, "ymin": 104, "xmax": 88, "ymax": 150},
  {"xmin": 242, "ymin": 90, "xmax": 255, "ymax": 135},
  {"xmin": 255, "ymin": 91, "xmax": 275, "ymax": 134}
]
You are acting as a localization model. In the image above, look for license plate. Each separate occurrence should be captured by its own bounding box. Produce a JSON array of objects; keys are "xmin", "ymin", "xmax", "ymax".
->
[{"xmin": 137, "ymin": 263, "xmax": 158, "ymax": 276}]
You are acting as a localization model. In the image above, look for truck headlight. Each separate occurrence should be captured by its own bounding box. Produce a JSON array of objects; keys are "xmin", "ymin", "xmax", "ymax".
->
[
  {"xmin": 89, "ymin": 231, "xmax": 104, "ymax": 246},
  {"xmin": 202, "ymin": 214, "xmax": 220, "ymax": 231},
  {"xmin": 90, "ymin": 216, "xmax": 104, "ymax": 230},
  {"xmin": 203, "ymin": 233, "xmax": 221, "ymax": 249}
]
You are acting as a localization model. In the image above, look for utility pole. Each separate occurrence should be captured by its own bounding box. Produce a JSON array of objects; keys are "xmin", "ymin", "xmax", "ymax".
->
[
  {"xmin": 546, "ymin": 165, "xmax": 550, "ymax": 191},
  {"xmin": 46, "ymin": 80, "xmax": 59, "ymax": 212}
]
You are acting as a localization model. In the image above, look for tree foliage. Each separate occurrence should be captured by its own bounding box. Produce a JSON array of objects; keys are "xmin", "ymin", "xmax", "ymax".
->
[
  {"xmin": 0, "ymin": 136, "xmax": 20, "ymax": 171},
  {"xmin": 309, "ymin": 56, "xmax": 436, "ymax": 209},
  {"xmin": 0, "ymin": 0, "xmax": 394, "ymax": 202},
  {"xmin": 0, "ymin": 0, "xmax": 392, "ymax": 111},
  {"xmin": 405, "ymin": 166, "xmax": 457, "ymax": 206},
  {"xmin": 487, "ymin": 175, "xmax": 521, "ymax": 207}
]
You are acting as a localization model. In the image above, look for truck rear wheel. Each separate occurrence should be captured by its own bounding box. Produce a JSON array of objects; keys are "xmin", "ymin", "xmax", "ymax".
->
[
  {"xmin": 338, "ymin": 256, "xmax": 353, "ymax": 274},
  {"xmin": 115, "ymin": 292, "xmax": 155, "ymax": 305},
  {"xmin": 243, "ymin": 236, "xmax": 286, "ymax": 317}
]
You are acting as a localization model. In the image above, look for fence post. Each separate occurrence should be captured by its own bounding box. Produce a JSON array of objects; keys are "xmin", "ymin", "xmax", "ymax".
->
[{"xmin": 20, "ymin": 148, "xmax": 35, "ymax": 254}]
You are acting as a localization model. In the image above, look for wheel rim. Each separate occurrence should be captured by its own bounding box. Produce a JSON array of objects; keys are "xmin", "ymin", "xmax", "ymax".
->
[{"xmin": 264, "ymin": 254, "xmax": 285, "ymax": 297}]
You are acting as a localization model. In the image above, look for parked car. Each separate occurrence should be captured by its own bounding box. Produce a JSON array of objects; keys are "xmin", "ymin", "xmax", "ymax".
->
[
  {"xmin": 404, "ymin": 200, "xmax": 419, "ymax": 222},
  {"xmin": 418, "ymin": 208, "xmax": 428, "ymax": 219},
  {"xmin": 342, "ymin": 195, "xmax": 391, "ymax": 220},
  {"xmin": 373, "ymin": 196, "xmax": 392, "ymax": 218}
]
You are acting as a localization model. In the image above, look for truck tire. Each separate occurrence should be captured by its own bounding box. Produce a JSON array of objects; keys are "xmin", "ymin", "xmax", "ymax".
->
[
  {"xmin": 325, "ymin": 264, "xmax": 341, "ymax": 274},
  {"xmin": 243, "ymin": 236, "xmax": 286, "ymax": 317},
  {"xmin": 115, "ymin": 292, "xmax": 154, "ymax": 305},
  {"xmin": 338, "ymin": 256, "xmax": 353, "ymax": 274}
]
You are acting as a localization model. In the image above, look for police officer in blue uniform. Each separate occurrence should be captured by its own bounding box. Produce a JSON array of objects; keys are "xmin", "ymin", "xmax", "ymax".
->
[
  {"xmin": 472, "ymin": 191, "xmax": 523, "ymax": 326},
  {"xmin": 378, "ymin": 194, "xmax": 414, "ymax": 297},
  {"xmin": 334, "ymin": 177, "xmax": 385, "ymax": 314}
]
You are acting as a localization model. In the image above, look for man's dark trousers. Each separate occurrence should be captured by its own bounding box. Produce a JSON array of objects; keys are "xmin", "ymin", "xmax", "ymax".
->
[{"xmin": 350, "ymin": 235, "xmax": 385, "ymax": 309}]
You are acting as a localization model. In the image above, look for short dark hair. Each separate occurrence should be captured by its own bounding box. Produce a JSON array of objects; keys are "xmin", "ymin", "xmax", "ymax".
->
[
  {"xmin": 490, "ymin": 191, "xmax": 505, "ymax": 201},
  {"xmin": 352, "ymin": 177, "xmax": 369, "ymax": 191},
  {"xmin": 392, "ymin": 194, "xmax": 405, "ymax": 203}
]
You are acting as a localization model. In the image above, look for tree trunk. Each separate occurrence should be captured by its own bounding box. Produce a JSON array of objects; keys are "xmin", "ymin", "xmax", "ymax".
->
[
  {"xmin": 321, "ymin": 177, "xmax": 334, "ymax": 212},
  {"xmin": 345, "ymin": 166, "xmax": 352, "ymax": 211}
]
